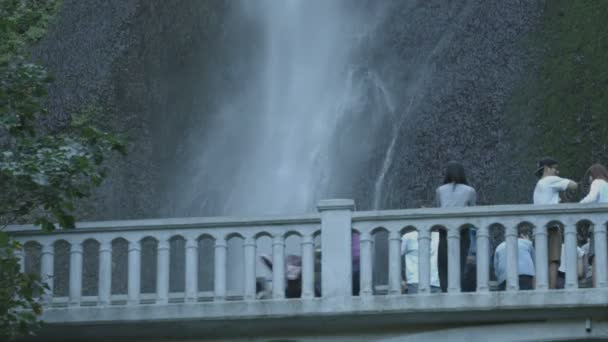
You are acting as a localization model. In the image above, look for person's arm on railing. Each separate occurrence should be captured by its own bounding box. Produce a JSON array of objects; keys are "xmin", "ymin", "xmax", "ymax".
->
[{"xmin": 580, "ymin": 179, "xmax": 601, "ymax": 204}]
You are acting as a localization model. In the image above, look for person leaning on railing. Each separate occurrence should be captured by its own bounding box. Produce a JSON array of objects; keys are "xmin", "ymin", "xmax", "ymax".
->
[
  {"xmin": 532, "ymin": 157, "xmax": 578, "ymax": 289},
  {"xmin": 579, "ymin": 163, "xmax": 608, "ymax": 287}
]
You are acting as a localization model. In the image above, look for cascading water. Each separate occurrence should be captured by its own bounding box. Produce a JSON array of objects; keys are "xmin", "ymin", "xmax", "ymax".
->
[
  {"xmin": 163, "ymin": 0, "xmax": 396, "ymax": 292},
  {"xmin": 168, "ymin": 0, "xmax": 393, "ymax": 218}
]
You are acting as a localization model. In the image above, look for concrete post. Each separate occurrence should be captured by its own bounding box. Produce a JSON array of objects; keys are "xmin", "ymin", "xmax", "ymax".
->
[
  {"xmin": 127, "ymin": 240, "xmax": 141, "ymax": 305},
  {"xmin": 41, "ymin": 243, "xmax": 54, "ymax": 304},
  {"xmin": 506, "ymin": 225, "xmax": 519, "ymax": 291},
  {"xmin": 68, "ymin": 242, "xmax": 83, "ymax": 307},
  {"xmin": 214, "ymin": 237, "xmax": 227, "ymax": 301},
  {"xmin": 244, "ymin": 237, "xmax": 257, "ymax": 300},
  {"xmin": 448, "ymin": 226, "xmax": 461, "ymax": 293},
  {"xmin": 418, "ymin": 228, "xmax": 431, "ymax": 294},
  {"xmin": 564, "ymin": 223, "xmax": 578, "ymax": 289},
  {"xmin": 476, "ymin": 224, "xmax": 490, "ymax": 292},
  {"xmin": 272, "ymin": 235, "xmax": 285, "ymax": 299},
  {"xmin": 360, "ymin": 232, "xmax": 373, "ymax": 297},
  {"xmin": 594, "ymin": 221, "xmax": 608, "ymax": 288},
  {"xmin": 98, "ymin": 240, "xmax": 112, "ymax": 306},
  {"xmin": 156, "ymin": 239, "xmax": 170, "ymax": 304},
  {"xmin": 534, "ymin": 224, "xmax": 549, "ymax": 290},
  {"xmin": 317, "ymin": 199, "xmax": 355, "ymax": 298},
  {"xmin": 388, "ymin": 230, "xmax": 402, "ymax": 295},
  {"xmin": 301, "ymin": 234, "xmax": 315, "ymax": 299},
  {"xmin": 185, "ymin": 237, "xmax": 199, "ymax": 303}
]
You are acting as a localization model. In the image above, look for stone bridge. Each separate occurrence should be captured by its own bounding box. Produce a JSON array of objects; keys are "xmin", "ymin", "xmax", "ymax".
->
[{"xmin": 9, "ymin": 200, "xmax": 608, "ymax": 341}]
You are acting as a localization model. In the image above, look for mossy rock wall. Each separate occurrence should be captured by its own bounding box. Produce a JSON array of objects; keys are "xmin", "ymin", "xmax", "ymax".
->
[{"xmin": 504, "ymin": 0, "xmax": 608, "ymax": 203}]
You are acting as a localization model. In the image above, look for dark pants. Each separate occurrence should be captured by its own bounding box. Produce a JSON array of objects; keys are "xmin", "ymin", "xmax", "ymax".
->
[
  {"xmin": 352, "ymin": 270, "xmax": 360, "ymax": 296},
  {"xmin": 461, "ymin": 263, "xmax": 477, "ymax": 292},
  {"xmin": 498, "ymin": 275, "xmax": 534, "ymax": 290}
]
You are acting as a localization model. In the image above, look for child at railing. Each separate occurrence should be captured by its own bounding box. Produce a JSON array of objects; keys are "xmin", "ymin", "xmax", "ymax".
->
[{"xmin": 493, "ymin": 226, "xmax": 535, "ymax": 290}]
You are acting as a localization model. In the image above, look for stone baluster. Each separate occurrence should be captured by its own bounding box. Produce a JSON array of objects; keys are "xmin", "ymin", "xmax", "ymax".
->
[
  {"xmin": 447, "ymin": 225, "xmax": 461, "ymax": 293},
  {"xmin": 360, "ymin": 231, "xmax": 373, "ymax": 297},
  {"xmin": 98, "ymin": 240, "xmax": 112, "ymax": 306},
  {"xmin": 301, "ymin": 234, "xmax": 315, "ymax": 299},
  {"xmin": 41, "ymin": 242, "xmax": 55, "ymax": 304},
  {"xmin": 272, "ymin": 235, "xmax": 286, "ymax": 299},
  {"xmin": 244, "ymin": 236, "xmax": 257, "ymax": 300},
  {"xmin": 214, "ymin": 237, "xmax": 227, "ymax": 301},
  {"xmin": 68, "ymin": 242, "xmax": 83, "ymax": 307},
  {"xmin": 127, "ymin": 239, "xmax": 141, "ymax": 305},
  {"xmin": 185, "ymin": 237, "xmax": 199, "ymax": 303},
  {"xmin": 594, "ymin": 221, "xmax": 608, "ymax": 288},
  {"xmin": 505, "ymin": 225, "xmax": 519, "ymax": 291},
  {"xmin": 476, "ymin": 224, "xmax": 490, "ymax": 292},
  {"xmin": 418, "ymin": 227, "xmax": 431, "ymax": 294},
  {"xmin": 156, "ymin": 239, "xmax": 170, "ymax": 305},
  {"xmin": 533, "ymin": 223, "xmax": 549, "ymax": 290},
  {"xmin": 317, "ymin": 199, "xmax": 355, "ymax": 298},
  {"xmin": 564, "ymin": 222, "xmax": 578, "ymax": 289},
  {"xmin": 388, "ymin": 230, "xmax": 402, "ymax": 295}
]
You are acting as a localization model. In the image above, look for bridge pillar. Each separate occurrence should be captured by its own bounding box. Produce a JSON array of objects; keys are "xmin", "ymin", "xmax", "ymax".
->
[{"xmin": 318, "ymin": 199, "xmax": 355, "ymax": 298}]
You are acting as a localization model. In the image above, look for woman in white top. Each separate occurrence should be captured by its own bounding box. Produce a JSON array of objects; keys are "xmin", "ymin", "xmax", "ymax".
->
[
  {"xmin": 435, "ymin": 161, "xmax": 477, "ymax": 292},
  {"xmin": 580, "ymin": 164, "xmax": 608, "ymax": 204},
  {"xmin": 580, "ymin": 163, "xmax": 608, "ymax": 287}
]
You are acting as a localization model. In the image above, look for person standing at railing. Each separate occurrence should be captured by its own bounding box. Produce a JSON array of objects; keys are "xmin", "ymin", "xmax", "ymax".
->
[
  {"xmin": 435, "ymin": 161, "xmax": 477, "ymax": 292},
  {"xmin": 579, "ymin": 163, "xmax": 608, "ymax": 287},
  {"xmin": 532, "ymin": 157, "xmax": 578, "ymax": 289},
  {"xmin": 493, "ymin": 226, "xmax": 536, "ymax": 290},
  {"xmin": 401, "ymin": 230, "xmax": 441, "ymax": 293}
]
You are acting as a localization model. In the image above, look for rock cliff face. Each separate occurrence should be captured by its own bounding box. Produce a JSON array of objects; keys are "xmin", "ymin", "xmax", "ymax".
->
[
  {"xmin": 35, "ymin": 0, "xmax": 606, "ymax": 220},
  {"xmin": 34, "ymin": 0, "xmax": 230, "ymax": 220}
]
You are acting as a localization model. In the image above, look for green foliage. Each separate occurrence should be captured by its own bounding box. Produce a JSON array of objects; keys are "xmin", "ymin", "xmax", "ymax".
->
[
  {"xmin": 0, "ymin": 0, "xmax": 62, "ymax": 63},
  {"xmin": 506, "ymin": 1, "xmax": 608, "ymax": 189},
  {"xmin": 0, "ymin": 0, "xmax": 125, "ymax": 340},
  {"xmin": 0, "ymin": 232, "xmax": 47, "ymax": 341}
]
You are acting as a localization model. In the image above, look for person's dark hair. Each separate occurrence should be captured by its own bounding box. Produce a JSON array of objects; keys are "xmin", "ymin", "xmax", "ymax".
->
[
  {"xmin": 443, "ymin": 161, "xmax": 468, "ymax": 187},
  {"xmin": 518, "ymin": 225, "xmax": 533, "ymax": 238},
  {"xmin": 586, "ymin": 163, "xmax": 608, "ymax": 182}
]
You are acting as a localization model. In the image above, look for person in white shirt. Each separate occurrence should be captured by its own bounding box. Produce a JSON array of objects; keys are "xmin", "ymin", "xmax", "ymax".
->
[
  {"xmin": 555, "ymin": 243, "xmax": 585, "ymax": 289},
  {"xmin": 580, "ymin": 164, "xmax": 608, "ymax": 204},
  {"xmin": 580, "ymin": 163, "xmax": 608, "ymax": 287},
  {"xmin": 532, "ymin": 157, "xmax": 577, "ymax": 289},
  {"xmin": 401, "ymin": 231, "xmax": 441, "ymax": 294},
  {"xmin": 435, "ymin": 161, "xmax": 477, "ymax": 292}
]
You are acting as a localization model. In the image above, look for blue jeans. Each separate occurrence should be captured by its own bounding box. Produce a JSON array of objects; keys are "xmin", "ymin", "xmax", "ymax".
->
[{"xmin": 407, "ymin": 284, "xmax": 442, "ymax": 294}]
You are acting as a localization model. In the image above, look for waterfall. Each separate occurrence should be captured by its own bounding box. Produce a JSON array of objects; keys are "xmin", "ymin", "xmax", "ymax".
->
[
  {"xmin": 168, "ymin": 0, "xmax": 389, "ymax": 218},
  {"xmin": 161, "ymin": 0, "xmax": 393, "ymax": 293}
]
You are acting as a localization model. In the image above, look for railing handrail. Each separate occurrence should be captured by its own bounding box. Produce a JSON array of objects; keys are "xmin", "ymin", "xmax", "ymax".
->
[
  {"xmin": 5, "ymin": 213, "xmax": 321, "ymax": 234},
  {"xmin": 8, "ymin": 203, "xmax": 608, "ymax": 235},
  {"xmin": 353, "ymin": 203, "xmax": 608, "ymax": 221}
]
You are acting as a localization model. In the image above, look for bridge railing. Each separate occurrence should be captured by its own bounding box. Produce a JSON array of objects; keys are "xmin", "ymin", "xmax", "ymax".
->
[{"xmin": 7, "ymin": 200, "xmax": 608, "ymax": 310}]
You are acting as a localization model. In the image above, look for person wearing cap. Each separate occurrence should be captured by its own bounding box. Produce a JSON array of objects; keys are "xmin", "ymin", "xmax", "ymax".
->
[{"xmin": 532, "ymin": 157, "xmax": 578, "ymax": 288}]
